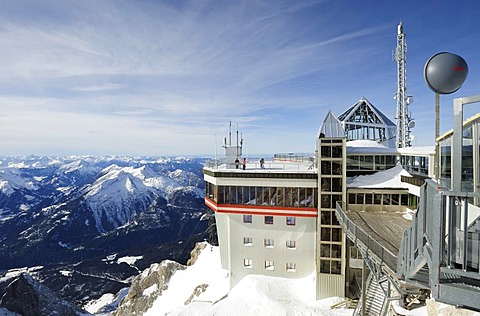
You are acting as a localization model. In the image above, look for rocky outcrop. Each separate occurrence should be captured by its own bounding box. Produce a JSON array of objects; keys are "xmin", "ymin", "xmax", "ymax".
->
[
  {"xmin": 113, "ymin": 242, "xmax": 210, "ymax": 316},
  {"xmin": 187, "ymin": 242, "xmax": 208, "ymax": 266},
  {"xmin": 184, "ymin": 284, "xmax": 209, "ymax": 305},
  {"xmin": 113, "ymin": 260, "xmax": 186, "ymax": 316},
  {"xmin": 0, "ymin": 273, "xmax": 90, "ymax": 316}
]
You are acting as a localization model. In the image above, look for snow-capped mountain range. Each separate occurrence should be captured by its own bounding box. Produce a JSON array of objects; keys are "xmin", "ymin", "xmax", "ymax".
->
[{"xmin": 0, "ymin": 156, "xmax": 212, "ymax": 308}]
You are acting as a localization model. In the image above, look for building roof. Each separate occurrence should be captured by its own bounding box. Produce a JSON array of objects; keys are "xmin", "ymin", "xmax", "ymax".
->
[
  {"xmin": 338, "ymin": 97, "xmax": 396, "ymax": 127},
  {"xmin": 347, "ymin": 164, "xmax": 420, "ymax": 196},
  {"xmin": 346, "ymin": 140, "xmax": 398, "ymax": 155},
  {"xmin": 317, "ymin": 110, "xmax": 345, "ymax": 138}
]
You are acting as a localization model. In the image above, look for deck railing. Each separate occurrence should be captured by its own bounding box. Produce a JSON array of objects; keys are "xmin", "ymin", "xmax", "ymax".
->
[
  {"xmin": 335, "ymin": 202, "xmax": 398, "ymax": 275},
  {"xmin": 397, "ymin": 178, "xmax": 480, "ymax": 310}
]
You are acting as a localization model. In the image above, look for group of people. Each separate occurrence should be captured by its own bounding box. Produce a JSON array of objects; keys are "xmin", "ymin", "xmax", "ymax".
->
[
  {"xmin": 234, "ymin": 157, "xmax": 265, "ymax": 170},
  {"xmin": 234, "ymin": 157, "xmax": 247, "ymax": 170}
]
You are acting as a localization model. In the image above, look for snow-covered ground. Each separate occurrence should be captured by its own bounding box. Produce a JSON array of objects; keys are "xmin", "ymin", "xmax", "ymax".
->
[
  {"xmin": 142, "ymin": 244, "xmax": 354, "ymax": 316},
  {"xmin": 76, "ymin": 242, "xmax": 480, "ymax": 315}
]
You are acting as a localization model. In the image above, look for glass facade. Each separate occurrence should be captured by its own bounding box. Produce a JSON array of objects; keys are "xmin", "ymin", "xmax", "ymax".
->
[
  {"xmin": 348, "ymin": 192, "xmax": 409, "ymax": 206},
  {"xmin": 400, "ymin": 155, "xmax": 429, "ymax": 177},
  {"xmin": 346, "ymin": 154, "xmax": 397, "ymax": 173},
  {"xmin": 206, "ymin": 184, "xmax": 317, "ymax": 208}
]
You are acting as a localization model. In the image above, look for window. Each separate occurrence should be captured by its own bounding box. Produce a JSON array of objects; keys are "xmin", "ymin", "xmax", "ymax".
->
[
  {"xmin": 286, "ymin": 216, "xmax": 296, "ymax": 226},
  {"xmin": 264, "ymin": 238, "xmax": 274, "ymax": 248},
  {"xmin": 244, "ymin": 259, "xmax": 252, "ymax": 268},
  {"xmin": 264, "ymin": 216, "xmax": 273, "ymax": 225},
  {"xmin": 286, "ymin": 262, "xmax": 296, "ymax": 272},
  {"xmin": 286, "ymin": 240, "xmax": 296, "ymax": 249},
  {"xmin": 265, "ymin": 260, "xmax": 274, "ymax": 271},
  {"xmin": 243, "ymin": 237, "xmax": 253, "ymax": 246},
  {"xmin": 243, "ymin": 214, "xmax": 252, "ymax": 223}
]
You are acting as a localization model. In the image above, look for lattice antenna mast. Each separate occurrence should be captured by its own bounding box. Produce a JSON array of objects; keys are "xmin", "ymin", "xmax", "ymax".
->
[{"xmin": 394, "ymin": 22, "xmax": 414, "ymax": 148}]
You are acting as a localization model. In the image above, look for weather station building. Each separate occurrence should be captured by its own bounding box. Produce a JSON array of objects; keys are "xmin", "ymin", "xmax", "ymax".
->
[
  {"xmin": 204, "ymin": 22, "xmax": 480, "ymax": 314},
  {"xmin": 203, "ymin": 96, "xmax": 415, "ymax": 300}
]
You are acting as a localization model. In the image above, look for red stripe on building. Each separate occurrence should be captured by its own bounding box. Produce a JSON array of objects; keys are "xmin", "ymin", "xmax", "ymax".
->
[{"xmin": 205, "ymin": 197, "xmax": 317, "ymax": 218}]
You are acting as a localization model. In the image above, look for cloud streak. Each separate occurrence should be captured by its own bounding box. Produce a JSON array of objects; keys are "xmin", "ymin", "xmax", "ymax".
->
[{"xmin": 1, "ymin": 0, "xmax": 480, "ymax": 155}]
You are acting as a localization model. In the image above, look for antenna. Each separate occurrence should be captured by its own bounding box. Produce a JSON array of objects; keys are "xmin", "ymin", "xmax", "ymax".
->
[
  {"xmin": 229, "ymin": 121, "xmax": 232, "ymax": 146},
  {"xmin": 394, "ymin": 21, "xmax": 414, "ymax": 148}
]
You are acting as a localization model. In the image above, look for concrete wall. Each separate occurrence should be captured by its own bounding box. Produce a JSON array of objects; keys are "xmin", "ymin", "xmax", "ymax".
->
[{"xmin": 220, "ymin": 213, "xmax": 316, "ymax": 288}]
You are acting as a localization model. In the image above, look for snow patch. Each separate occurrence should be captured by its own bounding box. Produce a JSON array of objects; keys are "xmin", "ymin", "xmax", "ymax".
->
[
  {"xmin": 3, "ymin": 266, "xmax": 44, "ymax": 280},
  {"xmin": 60, "ymin": 270, "xmax": 73, "ymax": 277},
  {"xmin": 117, "ymin": 255, "xmax": 143, "ymax": 266},
  {"xmin": 102, "ymin": 254, "xmax": 118, "ymax": 262},
  {"xmin": 143, "ymin": 284, "xmax": 158, "ymax": 296}
]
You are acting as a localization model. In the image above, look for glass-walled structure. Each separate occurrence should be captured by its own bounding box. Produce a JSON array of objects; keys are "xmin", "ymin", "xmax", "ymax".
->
[
  {"xmin": 337, "ymin": 98, "xmax": 397, "ymax": 148},
  {"xmin": 205, "ymin": 184, "xmax": 317, "ymax": 208},
  {"xmin": 398, "ymin": 146, "xmax": 435, "ymax": 178},
  {"xmin": 437, "ymin": 113, "xmax": 480, "ymax": 200},
  {"xmin": 346, "ymin": 154, "xmax": 397, "ymax": 174}
]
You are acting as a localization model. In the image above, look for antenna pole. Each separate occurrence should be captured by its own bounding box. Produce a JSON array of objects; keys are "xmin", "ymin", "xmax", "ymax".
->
[
  {"xmin": 229, "ymin": 121, "xmax": 232, "ymax": 146},
  {"xmin": 435, "ymin": 93, "xmax": 440, "ymax": 140},
  {"xmin": 394, "ymin": 21, "xmax": 413, "ymax": 148}
]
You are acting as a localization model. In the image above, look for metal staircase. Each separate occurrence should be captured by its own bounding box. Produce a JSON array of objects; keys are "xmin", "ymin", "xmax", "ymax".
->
[
  {"xmin": 354, "ymin": 273, "xmax": 389, "ymax": 316},
  {"xmin": 397, "ymin": 178, "xmax": 480, "ymax": 310}
]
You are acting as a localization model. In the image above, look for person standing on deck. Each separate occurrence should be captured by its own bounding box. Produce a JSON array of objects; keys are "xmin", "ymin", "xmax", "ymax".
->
[
  {"xmin": 235, "ymin": 158, "xmax": 240, "ymax": 169},
  {"xmin": 242, "ymin": 158, "xmax": 246, "ymax": 170}
]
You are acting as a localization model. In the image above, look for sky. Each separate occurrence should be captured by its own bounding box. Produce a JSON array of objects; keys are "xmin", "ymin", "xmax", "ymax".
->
[{"xmin": 1, "ymin": 0, "xmax": 480, "ymax": 156}]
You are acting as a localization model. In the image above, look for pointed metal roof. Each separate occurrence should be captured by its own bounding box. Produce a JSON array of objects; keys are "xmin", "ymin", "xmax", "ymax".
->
[
  {"xmin": 318, "ymin": 110, "xmax": 345, "ymax": 138},
  {"xmin": 337, "ymin": 97, "xmax": 395, "ymax": 127}
]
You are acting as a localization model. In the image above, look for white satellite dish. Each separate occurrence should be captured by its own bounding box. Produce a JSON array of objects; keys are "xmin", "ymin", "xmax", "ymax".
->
[
  {"xmin": 406, "ymin": 96, "xmax": 414, "ymax": 105},
  {"xmin": 408, "ymin": 135, "xmax": 415, "ymax": 142},
  {"xmin": 408, "ymin": 121, "xmax": 415, "ymax": 129}
]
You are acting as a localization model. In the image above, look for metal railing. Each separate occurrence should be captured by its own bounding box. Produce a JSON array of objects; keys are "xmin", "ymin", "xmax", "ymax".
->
[
  {"xmin": 397, "ymin": 178, "xmax": 480, "ymax": 310},
  {"xmin": 273, "ymin": 153, "xmax": 315, "ymax": 163},
  {"xmin": 204, "ymin": 158, "xmax": 316, "ymax": 172},
  {"xmin": 335, "ymin": 202, "xmax": 398, "ymax": 274}
]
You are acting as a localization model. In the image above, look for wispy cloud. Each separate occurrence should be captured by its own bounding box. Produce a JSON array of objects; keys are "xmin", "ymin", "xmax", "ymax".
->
[{"xmin": 0, "ymin": 0, "xmax": 477, "ymax": 155}]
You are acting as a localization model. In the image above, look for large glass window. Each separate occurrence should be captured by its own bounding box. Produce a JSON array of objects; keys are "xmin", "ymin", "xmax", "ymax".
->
[{"xmin": 217, "ymin": 185, "xmax": 317, "ymax": 208}]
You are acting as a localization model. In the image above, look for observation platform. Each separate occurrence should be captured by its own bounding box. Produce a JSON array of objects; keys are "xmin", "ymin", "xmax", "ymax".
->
[
  {"xmin": 204, "ymin": 154, "xmax": 317, "ymax": 174},
  {"xmin": 336, "ymin": 208, "xmax": 412, "ymax": 273}
]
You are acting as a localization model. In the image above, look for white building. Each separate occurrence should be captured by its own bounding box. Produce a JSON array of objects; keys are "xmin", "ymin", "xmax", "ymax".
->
[{"xmin": 204, "ymin": 98, "xmax": 421, "ymax": 300}]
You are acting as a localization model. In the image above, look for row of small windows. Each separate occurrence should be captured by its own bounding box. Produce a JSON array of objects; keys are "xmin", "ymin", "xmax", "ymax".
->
[
  {"xmin": 346, "ymin": 155, "xmax": 397, "ymax": 172},
  {"xmin": 243, "ymin": 237, "xmax": 297, "ymax": 249},
  {"xmin": 348, "ymin": 192, "xmax": 409, "ymax": 206},
  {"xmin": 243, "ymin": 215, "xmax": 296, "ymax": 226},
  {"xmin": 243, "ymin": 259, "xmax": 297, "ymax": 272},
  {"xmin": 205, "ymin": 184, "xmax": 318, "ymax": 208}
]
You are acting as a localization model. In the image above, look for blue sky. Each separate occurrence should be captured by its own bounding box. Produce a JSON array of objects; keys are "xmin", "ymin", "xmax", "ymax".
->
[{"xmin": 1, "ymin": 0, "xmax": 480, "ymax": 156}]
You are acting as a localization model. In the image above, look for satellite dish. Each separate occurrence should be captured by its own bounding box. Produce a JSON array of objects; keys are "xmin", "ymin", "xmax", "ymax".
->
[
  {"xmin": 424, "ymin": 52, "xmax": 468, "ymax": 94},
  {"xmin": 406, "ymin": 96, "xmax": 414, "ymax": 105},
  {"xmin": 408, "ymin": 121, "xmax": 415, "ymax": 129},
  {"xmin": 408, "ymin": 135, "xmax": 415, "ymax": 142}
]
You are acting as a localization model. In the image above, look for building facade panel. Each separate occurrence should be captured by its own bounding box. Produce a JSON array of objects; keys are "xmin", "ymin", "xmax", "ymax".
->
[{"xmin": 226, "ymin": 213, "xmax": 316, "ymax": 287}]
